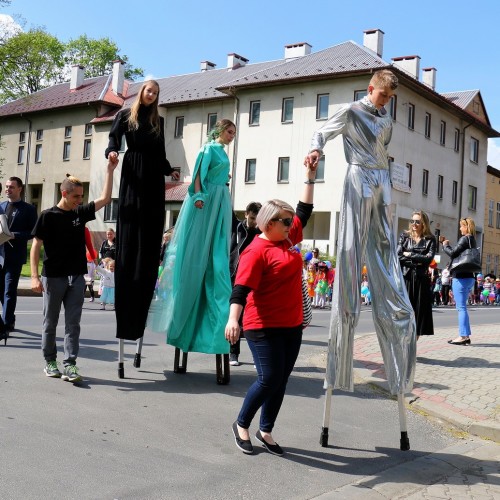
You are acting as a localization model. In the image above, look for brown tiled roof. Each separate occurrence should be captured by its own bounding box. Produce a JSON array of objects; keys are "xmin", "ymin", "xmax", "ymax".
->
[
  {"xmin": 0, "ymin": 74, "xmax": 127, "ymax": 117},
  {"xmin": 218, "ymin": 41, "xmax": 387, "ymax": 90},
  {"xmin": 165, "ymin": 182, "xmax": 188, "ymax": 202}
]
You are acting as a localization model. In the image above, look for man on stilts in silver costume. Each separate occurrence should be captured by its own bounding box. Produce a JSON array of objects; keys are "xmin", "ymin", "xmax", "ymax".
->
[{"xmin": 305, "ymin": 70, "xmax": 417, "ymax": 397}]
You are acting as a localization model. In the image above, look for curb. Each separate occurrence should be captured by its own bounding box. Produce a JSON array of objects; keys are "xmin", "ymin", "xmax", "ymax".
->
[{"xmin": 354, "ymin": 366, "xmax": 500, "ymax": 444}]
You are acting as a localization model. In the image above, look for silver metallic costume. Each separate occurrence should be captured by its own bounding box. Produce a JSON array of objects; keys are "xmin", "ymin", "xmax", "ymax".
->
[{"xmin": 311, "ymin": 96, "xmax": 416, "ymax": 395}]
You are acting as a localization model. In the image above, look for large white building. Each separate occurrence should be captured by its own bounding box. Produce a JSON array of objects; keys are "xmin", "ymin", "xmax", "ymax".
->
[{"xmin": 0, "ymin": 29, "xmax": 498, "ymax": 261}]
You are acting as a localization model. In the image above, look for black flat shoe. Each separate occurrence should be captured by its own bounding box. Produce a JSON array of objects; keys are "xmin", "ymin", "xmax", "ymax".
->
[
  {"xmin": 255, "ymin": 430, "xmax": 284, "ymax": 456},
  {"xmin": 447, "ymin": 338, "xmax": 471, "ymax": 345},
  {"xmin": 0, "ymin": 331, "xmax": 7, "ymax": 346},
  {"xmin": 232, "ymin": 421, "xmax": 253, "ymax": 455}
]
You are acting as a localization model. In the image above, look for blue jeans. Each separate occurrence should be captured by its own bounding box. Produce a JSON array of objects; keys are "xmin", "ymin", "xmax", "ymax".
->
[
  {"xmin": 452, "ymin": 277, "xmax": 475, "ymax": 337},
  {"xmin": 41, "ymin": 275, "xmax": 85, "ymax": 366},
  {"xmin": 0, "ymin": 261, "xmax": 23, "ymax": 327},
  {"xmin": 237, "ymin": 328, "xmax": 302, "ymax": 432}
]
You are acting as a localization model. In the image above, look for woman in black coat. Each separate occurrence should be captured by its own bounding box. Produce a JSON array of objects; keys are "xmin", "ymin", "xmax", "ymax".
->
[
  {"xmin": 105, "ymin": 80, "xmax": 179, "ymax": 341},
  {"xmin": 398, "ymin": 210, "xmax": 437, "ymax": 339}
]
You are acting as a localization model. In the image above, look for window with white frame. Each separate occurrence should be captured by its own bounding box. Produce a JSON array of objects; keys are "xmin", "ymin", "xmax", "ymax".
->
[
  {"xmin": 17, "ymin": 145, "xmax": 25, "ymax": 164},
  {"xmin": 245, "ymin": 159, "xmax": 256, "ymax": 183},
  {"xmin": 104, "ymin": 199, "xmax": 119, "ymax": 222},
  {"xmin": 316, "ymin": 157, "xmax": 325, "ymax": 181},
  {"xmin": 277, "ymin": 157, "xmax": 290, "ymax": 182},
  {"xmin": 452, "ymin": 180, "xmax": 458, "ymax": 204},
  {"xmin": 408, "ymin": 103, "xmax": 415, "ymax": 130},
  {"xmin": 437, "ymin": 175, "xmax": 443, "ymax": 199},
  {"xmin": 440, "ymin": 120, "xmax": 446, "ymax": 146},
  {"xmin": 470, "ymin": 137, "xmax": 479, "ymax": 163},
  {"xmin": 19, "ymin": 131, "xmax": 26, "ymax": 143},
  {"xmin": 497, "ymin": 202, "xmax": 500, "ymax": 229},
  {"xmin": 388, "ymin": 95, "xmax": 397, "ymax": 120},
  {"xmin": 354, "ymin": 90, "xmax": 367, "ymax": 100},
  {"xmin": 64, "ymin": 126, "xmax": 72, "ymax": 138},
  {"xmin": 63, "ymin": 141, "xmax": 71, "ymax": 160},
  {"xmin": 281, "ymin": 98, "xmax": 294, "ymax": 123},
  {"xmin": 489, "ymin": 200, "xmax": 494, "ymax": 226},
  {"xmin": 486, "ymin": 254, "xmax": 491, "ymax": 274},
  {"xmin": 207, "ymin": 113, "xmax": 217, "ymax": 134},
  {"xmin": 422, "ymin": 169, "xmax": 429, "ymax": 195},
  {"xmin": 468, "ymin": 185, "xmax": 477, "ymax": 210},
  {"xmin": 36, "ymin": 129, "xmax": 43, "ymax": 141},
  {"xmin": 83, "ymin": 139, "xmax": 91, "ymax": 159},
  {"xmin": 85, "ymin": 123, "xmax": 93, "ymax": 136},
  {"xmin": 316, "ymin": 94, "xmax": 329, "ymax": 120},
  {"xmin": 249, "ymin": 101, "xmax": 260, "ymax": 125},
  {"xmin": 454, "ymin": 128, "xmax": 460, "ymax": 152},
  {"xmin": 174, "ymin": 116, "xmax": 184, "ymax": 138},
  {"xmin": 35, "ymin": 144, "xmax": 42, "ymax": 163},
  {"xmin": 406, "ymin": 163, "xmax": 413, "ymax": 188},
  {"xmin": 424, "ymin": 113, "xmax": 431, "ymax": 138}
]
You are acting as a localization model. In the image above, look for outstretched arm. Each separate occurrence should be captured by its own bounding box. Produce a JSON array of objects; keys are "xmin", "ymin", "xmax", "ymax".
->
[{"xmin": 94, "ymin": 156, "xmax": 119, "ymax": 212}]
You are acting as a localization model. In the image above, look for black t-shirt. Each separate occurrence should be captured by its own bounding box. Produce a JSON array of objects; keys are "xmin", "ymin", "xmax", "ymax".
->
[{"xmin": 32, "ymin": 202, "xmax": 96, "ymax": 277}]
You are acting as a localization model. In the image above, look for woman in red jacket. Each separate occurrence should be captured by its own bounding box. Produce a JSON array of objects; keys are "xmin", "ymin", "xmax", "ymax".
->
[{"xmin": 225, "ymin": 165, "xmax": 316, "ymax": 456}]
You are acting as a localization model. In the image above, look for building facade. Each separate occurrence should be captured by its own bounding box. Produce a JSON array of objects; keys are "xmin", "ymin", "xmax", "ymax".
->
[
  {"xmin": 483, "ymin": 165, "xmax": 500, "ymax": 275},
  {"xmin": 0, "ymin": 30, "xmax": 498, "ymax": 266}
]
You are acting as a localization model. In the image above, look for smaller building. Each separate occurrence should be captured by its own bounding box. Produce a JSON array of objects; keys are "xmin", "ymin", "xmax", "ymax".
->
[{"xmin": 482, "ymin": 165, "xmax": 500, "ymax": 275}]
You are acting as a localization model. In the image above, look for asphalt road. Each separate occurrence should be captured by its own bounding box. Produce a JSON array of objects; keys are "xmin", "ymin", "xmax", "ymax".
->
[{"xmin": 1, "ymin": 297, "xmax": 493, "ymax": 499}]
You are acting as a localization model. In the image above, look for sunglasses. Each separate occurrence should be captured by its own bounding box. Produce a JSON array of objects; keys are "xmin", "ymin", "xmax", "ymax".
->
[
  {"xmin": 410, "ymin": 219, "xmax": 422, "ymax": 225},
  {"xmin": 271, "ymin": 217, "xmax": 293, "ymax": 227}
]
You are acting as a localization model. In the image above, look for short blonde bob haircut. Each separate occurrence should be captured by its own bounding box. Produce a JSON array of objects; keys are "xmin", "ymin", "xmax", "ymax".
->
[{"xmin": 256, "ymin": 199, "xmax": 295, "ymax": 232}]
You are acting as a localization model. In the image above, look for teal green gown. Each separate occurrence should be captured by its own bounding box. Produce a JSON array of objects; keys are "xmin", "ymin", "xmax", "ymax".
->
[{"xmin": 148, "ymin": 140, "xmax": 232, "ymax": 354}]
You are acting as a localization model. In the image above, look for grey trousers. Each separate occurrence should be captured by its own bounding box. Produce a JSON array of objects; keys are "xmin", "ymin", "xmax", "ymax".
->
[{"xmin": 41, "ymin": 275, "xmax": 85, "ymax": 366}]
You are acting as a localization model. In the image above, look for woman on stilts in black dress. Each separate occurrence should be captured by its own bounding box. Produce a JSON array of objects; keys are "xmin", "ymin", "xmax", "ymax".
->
[
  {"xmin": 397, "ymin": 210, "xmax": 437, "ymax": 340},
  {"xmin": 105, "ymin": 80, "xmax": 179, "ymax": 341}
]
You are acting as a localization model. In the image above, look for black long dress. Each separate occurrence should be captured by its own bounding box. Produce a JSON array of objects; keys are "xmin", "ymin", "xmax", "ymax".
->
[
  {"xmin": 105, "ymin": 106, "xmax": 174, "ymax": 340},
  {"xmin": 397, "ymin": 233, "xmax": 437, "ymax": 336}
]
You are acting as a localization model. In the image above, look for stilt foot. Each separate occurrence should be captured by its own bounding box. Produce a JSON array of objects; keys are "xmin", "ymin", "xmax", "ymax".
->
[
  {"xmin": 216, "ymin": 354, "xmax": 230, "ymax": 385},
  {"xmin": 320, "ymin": 427, "xmax": 329, "ymax": 447},
  {"xmin": 400, "ymin": 431, "xmax": 410, "ymax": 451},
  {"xmin": 118, "ymin": 362, "xmax": 124, "ymax": 379},
  {"xmin": 133, "ymin": 353, "xmax": 141, "ymax": 368},
  {"xmin": 174, "ymin": 348, "xmax": 188, "ymax": 373}
]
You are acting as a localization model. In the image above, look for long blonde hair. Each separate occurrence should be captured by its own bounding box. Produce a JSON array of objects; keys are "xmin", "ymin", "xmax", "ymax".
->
[
  {"xmin": 406, "ymin": 210, "xmax": 433, "ymax": 238},
  {"xmin": 128, "ymin": 80, "xmax": 161, "ymax": 136}
]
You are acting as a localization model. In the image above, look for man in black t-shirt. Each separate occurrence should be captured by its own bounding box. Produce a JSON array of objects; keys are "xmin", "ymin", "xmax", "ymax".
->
[{"xmin": 30, "ymin": 158, "xmax": 118, "ymax": 382}]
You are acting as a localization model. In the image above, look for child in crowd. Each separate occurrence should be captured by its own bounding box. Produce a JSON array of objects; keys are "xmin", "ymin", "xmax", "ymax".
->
[
  {"xmin": 314, "ymin": 262, "xmax": 329, "ymax": 308},
  {"xmin": 96, "ymin": 259, "xmax": 115, "ymax": 310},
  {"xmin": 306, "ymin": 262, "xmax": 316, "ymax": 305}
]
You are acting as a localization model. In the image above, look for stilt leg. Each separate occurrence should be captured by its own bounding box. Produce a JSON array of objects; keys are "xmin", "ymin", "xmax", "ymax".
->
[
  {"xmin": 398, "ymin": 393, "xmax": 410, "ymax": 451},
  {"xmin": 320, "ymin": 385, "xmax": 333, "ymax": 447},
  {"xmin": 173, "ymin": 347, "xmax": 188, "ymax": 373},
  {"xmin": 216, "ymin": 354, "xmax": 230, "ymax": 385},
  {"xmin": 118, "ymin": 339, "xmax": 125, "ymax": 379},
  {"xmin": 133, "ymin": 336, "xmax": 144, "ymax": 368}
]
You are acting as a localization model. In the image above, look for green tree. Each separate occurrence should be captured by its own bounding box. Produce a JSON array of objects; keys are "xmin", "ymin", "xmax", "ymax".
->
[
  {"xmin": 65, "ymin": 34, "xmax": 143, "ymax": 80},
  {"xmin": 0, "ymin": 28, "xmax": 65, "ymax": 103}
]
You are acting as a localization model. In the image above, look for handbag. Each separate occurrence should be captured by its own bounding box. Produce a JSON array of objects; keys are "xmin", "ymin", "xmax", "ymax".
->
[
  {"xmin": 449, "ymin": 237, "xmax": 481, "ymax": 273},
  {"xmin": 0, "ymin": 213, "xmax": 14, "ymax": 245},
  {"xmin": 301, "ymin": 275, "xmax": 312, "ymax": 328}
]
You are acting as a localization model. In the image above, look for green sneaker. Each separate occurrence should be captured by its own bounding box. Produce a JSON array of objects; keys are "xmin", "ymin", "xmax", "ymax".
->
[
  {"xmin": 44, "ymin": 361, "xmax": 61, "ymax": 378},
  {"xmin": 61, "ymin": 365, "xmax": 82, "ymax": 383}
]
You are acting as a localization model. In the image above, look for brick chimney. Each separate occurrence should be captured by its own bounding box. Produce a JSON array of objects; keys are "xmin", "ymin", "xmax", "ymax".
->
[
  {"xmin": 200, "ymin": 61, "xmax": 216, "ymax": 72},
  {"xmin": 422, "ymin": 67, "xmax": 437, "ymax": 90},
  {"xmin": 112, "ymin": 60, "xmax": 125, "ymax": 95},
  {"xmin": 363, "ymin": 29, "xmax": 384, "ymax": 57},
  {"xmin": 70, "ymin": 64, "xmax": 84, "ymax": 90},
  {"xmin": 227, "ymin": 53, "xmax": 248, "ymax": 69},
  {"xmin": 284, "ymin": 42, "xmax": 312, "ymax": 60},
  {"xmin": 392, "ymin": 55, "xmax": 421, "ymax": 80}
]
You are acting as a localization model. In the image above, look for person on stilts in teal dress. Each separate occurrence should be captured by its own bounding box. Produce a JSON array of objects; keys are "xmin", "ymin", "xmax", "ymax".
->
[{"xmin": 149, "ymin": 119, "xmax": 236, "ymax": 354}]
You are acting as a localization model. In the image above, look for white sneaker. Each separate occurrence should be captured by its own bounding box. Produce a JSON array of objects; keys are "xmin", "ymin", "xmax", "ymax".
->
[{"xmin": 229, "ymin": 354, "xmax": 240, "ymax": 366}]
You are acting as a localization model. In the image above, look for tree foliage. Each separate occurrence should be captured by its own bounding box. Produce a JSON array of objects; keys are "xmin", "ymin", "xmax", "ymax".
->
[
  {"xmin": 65, "ymin": 35, "xmax": 143, "ymax": 81},
  {"xmin": 0, "ymin": 28, "xmax": 143, "ymax": 103},
  {"xmin": 0, "ymin": 28, "xmax": 65, "ymax": 102}
]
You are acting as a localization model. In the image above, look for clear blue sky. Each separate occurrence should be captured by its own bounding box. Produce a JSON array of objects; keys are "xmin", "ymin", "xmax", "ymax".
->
[{"xmin": 3, "ymin": 0, "xmax": 500, "ymax": 165}]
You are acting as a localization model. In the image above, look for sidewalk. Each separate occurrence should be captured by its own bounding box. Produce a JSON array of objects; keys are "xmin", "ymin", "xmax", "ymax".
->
[{"xmin": 353, "ymin": 322, "xmax": 500, "ymax": 443}]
